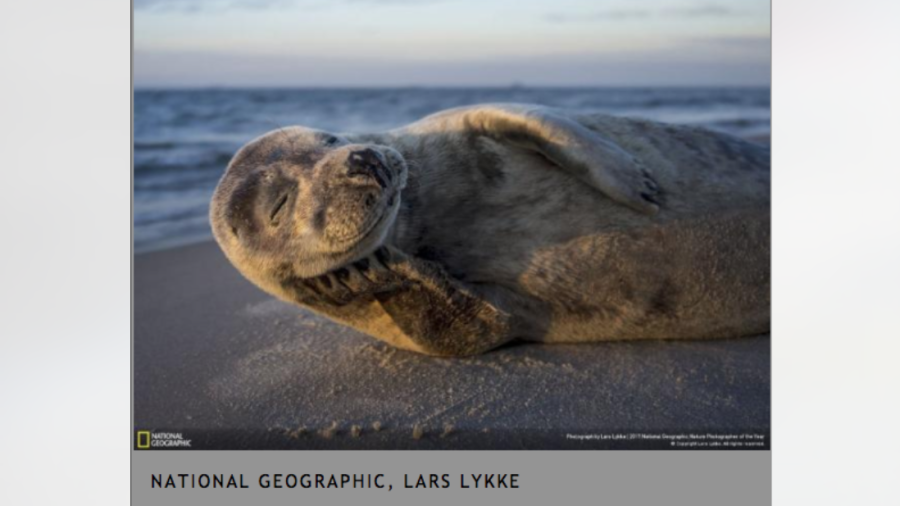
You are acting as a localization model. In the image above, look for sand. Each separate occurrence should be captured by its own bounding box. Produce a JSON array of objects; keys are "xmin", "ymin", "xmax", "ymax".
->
[{"xmin": 135, "ymin": 241, "xmax": 770, "ymax": 450}]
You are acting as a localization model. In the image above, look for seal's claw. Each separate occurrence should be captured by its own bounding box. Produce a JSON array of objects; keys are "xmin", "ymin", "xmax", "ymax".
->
[
  {"xmin": 352, "ymin": 257, "xmax": 371, "ymax": 272},
  {"xmin": 374, "ymin": 246, "xmax": 392, "ymax": 264},
  {"xmin": 321, "ymin": 272, "xmax": 356, "ymax": 305},
  {"xmin": 595, "ymin": 158, "xmax": 662, "ymax": 215},
  {"xmin": 333, "ymin": 265, "xmax": 372, "ymax": 295},
  {"xmin": 339, "ymin": 246, "xmax": 411, "ymax": 294},
  {"xmin": 298, "ymin": 274, "xmax": 350, "ymax": 306},
  {"xmin": 635, "ymin": 196, "xmax": 660, "ymax": 215}
]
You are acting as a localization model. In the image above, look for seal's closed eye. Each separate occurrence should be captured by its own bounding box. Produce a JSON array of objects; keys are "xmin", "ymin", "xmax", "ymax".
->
[{"xmin": 270, "ymin": 193, "xmax": 289, "ymax": 224}]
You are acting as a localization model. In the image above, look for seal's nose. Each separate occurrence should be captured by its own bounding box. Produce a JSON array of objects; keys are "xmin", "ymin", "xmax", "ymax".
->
[{"xmin": 347, "ymin": 148, "xmax": 390, "ymax": 189}]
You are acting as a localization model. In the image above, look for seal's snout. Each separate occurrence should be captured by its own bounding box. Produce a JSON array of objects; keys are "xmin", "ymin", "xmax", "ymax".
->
[{"xmin": 347, "ymin": 148, "xmax": 391, "ymax": 189}]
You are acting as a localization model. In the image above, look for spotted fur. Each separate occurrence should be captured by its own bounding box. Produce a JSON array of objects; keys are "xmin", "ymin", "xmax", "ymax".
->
[{"xmin": 210, "ymin": 104, "xmax": 769, "ymax": 356}]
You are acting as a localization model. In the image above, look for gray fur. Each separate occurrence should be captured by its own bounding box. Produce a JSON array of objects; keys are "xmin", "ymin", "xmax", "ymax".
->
[{"xmin": 210, "ymin": 104, "xmax": 770, "ymax": 356}]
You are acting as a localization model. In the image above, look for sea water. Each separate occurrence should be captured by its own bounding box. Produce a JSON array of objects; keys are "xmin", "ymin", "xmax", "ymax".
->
[{"xmin": 134, "ymin": 87, "xmax": 770, "ymax": 252}]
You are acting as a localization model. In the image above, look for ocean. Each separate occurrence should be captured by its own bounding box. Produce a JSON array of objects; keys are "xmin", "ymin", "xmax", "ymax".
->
[{"xmin": 134, "ymin": 87, "xmax": 770, "ymax": 253}]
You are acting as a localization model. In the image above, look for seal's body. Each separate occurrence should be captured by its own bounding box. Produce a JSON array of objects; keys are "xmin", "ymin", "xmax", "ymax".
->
[{"xmin": 211, "ymin": 104, "xmax": 770, "ymax": 356}]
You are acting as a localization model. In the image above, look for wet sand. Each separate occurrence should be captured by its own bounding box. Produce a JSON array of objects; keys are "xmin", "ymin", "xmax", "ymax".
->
[{"xmin": 135, "ymin": 241, "xmax": 770, "ymax": 449}]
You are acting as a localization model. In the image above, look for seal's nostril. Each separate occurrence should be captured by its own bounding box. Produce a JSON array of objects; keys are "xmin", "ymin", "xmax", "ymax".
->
[{"xmin": 347, "ymin": 148, "xmax": 389, "ymax": 189}]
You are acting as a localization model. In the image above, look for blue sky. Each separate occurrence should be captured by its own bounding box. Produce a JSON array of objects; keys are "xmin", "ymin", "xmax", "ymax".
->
[{"xmin": 134, "ymin": 0, "xmax": 770, "ymax": 87}]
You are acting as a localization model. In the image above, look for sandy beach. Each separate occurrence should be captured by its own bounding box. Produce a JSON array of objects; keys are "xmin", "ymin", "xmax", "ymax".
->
[{"xmin": 135, "ymin": 241, "xmax": 770, "ymax": 450}]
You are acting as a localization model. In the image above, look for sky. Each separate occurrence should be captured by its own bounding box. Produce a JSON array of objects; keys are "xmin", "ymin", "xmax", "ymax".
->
[{"xmin": 134, "ymin": 0, "xmax": 771, "ymax": 87}]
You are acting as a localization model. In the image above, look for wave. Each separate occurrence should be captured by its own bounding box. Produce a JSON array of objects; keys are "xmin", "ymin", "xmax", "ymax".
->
[{"xmin": 134, "ymin": 87, "xmax": 770, "ymax": 251}]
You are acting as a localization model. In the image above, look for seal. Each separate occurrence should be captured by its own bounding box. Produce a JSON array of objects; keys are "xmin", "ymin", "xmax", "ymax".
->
[{"xmin": 210, "ymin": 104, "xmax": 770, "ymax": 356}]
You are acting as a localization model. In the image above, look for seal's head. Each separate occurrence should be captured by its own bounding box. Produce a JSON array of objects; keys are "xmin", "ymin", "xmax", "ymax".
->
[{"xmin": 210, "ymin": 126, "xmax": 407, "ymax": 296}]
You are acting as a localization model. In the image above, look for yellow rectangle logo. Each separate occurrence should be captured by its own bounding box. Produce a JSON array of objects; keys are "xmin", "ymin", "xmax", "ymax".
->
[{"xmin": 136, "ymin": 430, "xmax": 150, "ymax": 449}]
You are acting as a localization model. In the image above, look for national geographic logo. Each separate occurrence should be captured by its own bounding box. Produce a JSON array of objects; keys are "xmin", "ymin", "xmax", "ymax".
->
[{"xmin": 135, "ymin": 430, "xmax": 192, "ymax": 449}]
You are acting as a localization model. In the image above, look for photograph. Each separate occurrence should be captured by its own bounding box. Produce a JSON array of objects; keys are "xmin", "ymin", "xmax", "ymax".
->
[
  {"xmin": 134, "ymin": 0, "xmax": 771, "ymax": 450},
  {"xmin": 13, "ymin": 0, "xmax": 900, "ymax": 504}
]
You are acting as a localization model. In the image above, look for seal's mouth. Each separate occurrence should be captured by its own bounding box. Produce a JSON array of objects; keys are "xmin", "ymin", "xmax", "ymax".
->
[
  {"xmin": 327, "ymin": 145, "xmax": 405, "ymax": 247},
  {"xmin": 327, "ymin": 186, "xmax": 400, "ymax": 248}
]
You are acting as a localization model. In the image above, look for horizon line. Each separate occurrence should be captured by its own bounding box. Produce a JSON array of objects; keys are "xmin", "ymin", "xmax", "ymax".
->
[{"xmin": 133, "ymin": 83, "xmax": 772, "ymax": 91}]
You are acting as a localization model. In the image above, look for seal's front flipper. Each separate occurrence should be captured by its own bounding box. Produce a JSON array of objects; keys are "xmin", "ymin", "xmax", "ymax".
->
[
  {"xmin": 365, "ymin": 246, "xmax": 540, "ymax": 357},
  {"xmin": 294, "ymin": 253, "xmax": 411, "ymax": 306},
  {"xmin": 283, "ymin": 245, "xmax": 535, "ymax": 356},
  {"xmin": 540, "ymin": 124, "xmax": 661, "ymax": 215},
  {"xmin": 420, "ymin": 104, "xmax": 660, "ymax": 215}
]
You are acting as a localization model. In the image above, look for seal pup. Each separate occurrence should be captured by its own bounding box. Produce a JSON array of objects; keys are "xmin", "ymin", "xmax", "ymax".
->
[{"xmin": 210, "ymin": 104, "xmax": 770, "ymax": 356}]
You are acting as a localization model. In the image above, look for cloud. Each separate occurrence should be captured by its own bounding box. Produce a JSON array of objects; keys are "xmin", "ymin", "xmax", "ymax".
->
[
  {"xmin": 134, "ymin": 0, "xmax": 447, "ymax": 12},
  {"xmin": 664, "ymin": 4, "xmax": 737, "ymax": 17},
  {"xmin": 681, "ymin": 36, "xmax": 770, "ymax": 55},
  {"xmin": 544, "ymin": 4, "xmax": 740, "ymax": 23},
  {"xmin": 134, "ymin": 41, "xmax": 770, "ymax": 88},
  {"xmin": 134, "ymin": 0, "xmax": 293, "ymax": 12},
  {"xmin": 544, "ymin": 9, "xmax": 651, "ymax": 23},
  {"xmin": 344, "ymin": 0, "xmax": 448, "ymax": 4}
]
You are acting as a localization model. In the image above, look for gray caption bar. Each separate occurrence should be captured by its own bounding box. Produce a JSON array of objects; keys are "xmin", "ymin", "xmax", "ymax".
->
[{"xmin": 133, "ymin": 450, "xmax": 770, "ymax": 505}]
